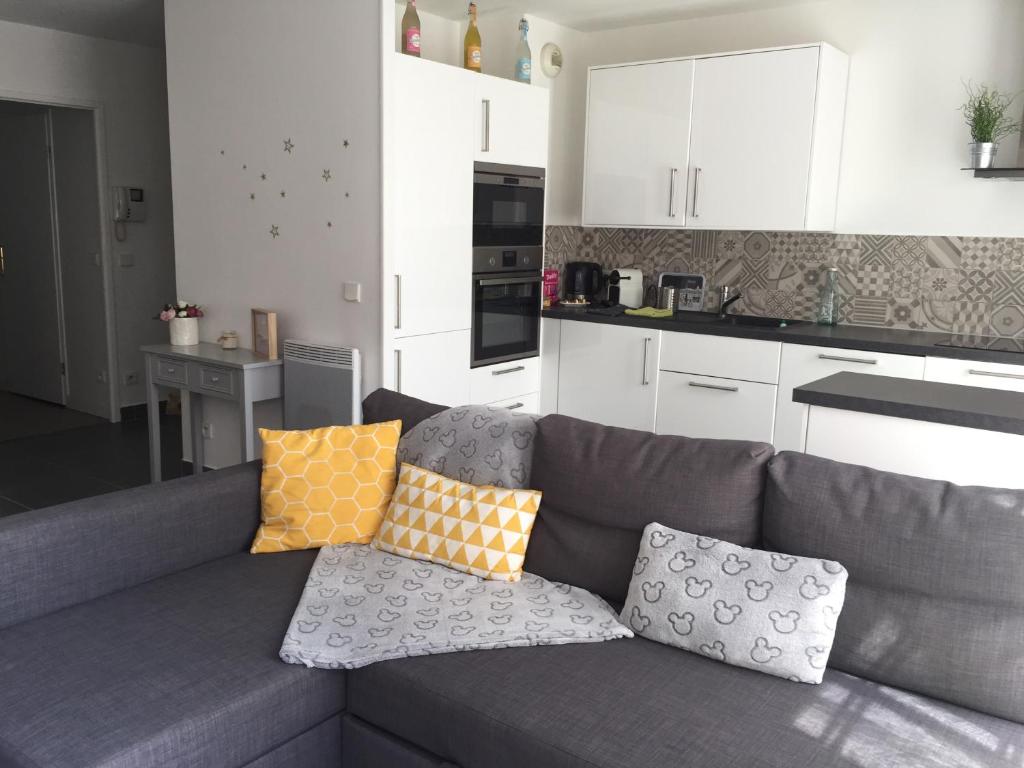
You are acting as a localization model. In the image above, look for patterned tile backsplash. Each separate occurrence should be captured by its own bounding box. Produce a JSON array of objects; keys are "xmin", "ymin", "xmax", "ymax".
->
[{"xmin": 544, "ymin": 226, "xmax": 1024, "ymax": 339}]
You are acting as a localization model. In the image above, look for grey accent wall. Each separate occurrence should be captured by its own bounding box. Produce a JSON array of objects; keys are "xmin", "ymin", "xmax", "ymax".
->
[{"xmin": 545, "ymin": 226, "xmax": 1024, "ymax": 339}]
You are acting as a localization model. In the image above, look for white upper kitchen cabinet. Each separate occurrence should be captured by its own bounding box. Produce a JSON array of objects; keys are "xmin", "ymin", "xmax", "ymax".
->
[
  {"xmin": 475, "ymin": 75, "xmax": 550, "ymax": 169},
  {"xmin": 557, "ymin": 321, "xmax": 661, "ymax": 432},
  {"xmin": 775, "ymin": 344, "xmax": 925, "ymax": 453},
  {"xmin": 391, "ymin": 56, "xmax": 475, "ymax": 339},
  {"xmin": 583, "ymin": 59, "xmax": 695, "ymax": 227},
  {"xmin": 688, "ymin": 45, "xmax": 848, "ymax": 231}
]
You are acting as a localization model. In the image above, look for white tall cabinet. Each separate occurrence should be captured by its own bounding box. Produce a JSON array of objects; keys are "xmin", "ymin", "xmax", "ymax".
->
[
  {"xmin": 582, "ymin": 44, "xmax": 849, "ymax": 231},
  {"xmin": 383, "ymin": 54, "xmax": 549, "ymax": 407},
  {"xmin": 556, "ymin": 321, "xmax": 661, "ymax": 431},
  {"xmin": 583, "ymin": 60, "xmax": 694, "ymax": 227}
]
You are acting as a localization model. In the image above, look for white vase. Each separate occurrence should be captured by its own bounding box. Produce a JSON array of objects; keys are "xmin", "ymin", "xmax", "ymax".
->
[{"xmin": 169, "ymin": 317, "xmax": 199, "ymax": 346}]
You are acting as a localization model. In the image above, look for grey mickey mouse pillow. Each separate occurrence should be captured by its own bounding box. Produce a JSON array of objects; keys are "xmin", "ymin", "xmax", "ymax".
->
[
  {"xmin": 397, "ymin": 404, "xmax": 538, "ymax": 489},
  {"xmin": 622, "ymin": 522, "xmax": 848, "ymax": 684}
]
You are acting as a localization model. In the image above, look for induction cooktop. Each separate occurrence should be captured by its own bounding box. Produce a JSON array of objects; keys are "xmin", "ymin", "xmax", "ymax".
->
[{"xmin": 934, "ymin": 335, "xmax": 1024, "ymax": 354}]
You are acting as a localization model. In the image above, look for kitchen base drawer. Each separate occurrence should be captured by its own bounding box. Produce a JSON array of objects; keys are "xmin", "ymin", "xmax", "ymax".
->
[
  {"xmin": 487, "ymin": 392, "xmax": 540, "ymax": 415},
  {"xmin": 924, "ymin": 356, "xmax": 1024, "ymax": 392},
  {"xmin": 656, "ymin": 372, "xmax": 777, "ymax": 444},
  {"xmin": 660, "ymin": 332, "xmax": 781, "ymax": 384},
  {"xmin": 152, "ymin": 356, "xmax": 188, "ymax": 385},
  {"xmin": 470, "ymin": 357, "xmax": 541, "ymax": 404}
]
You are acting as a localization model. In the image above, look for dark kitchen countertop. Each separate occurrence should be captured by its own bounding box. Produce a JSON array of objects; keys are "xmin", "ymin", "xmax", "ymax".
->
[
  {"xmin": 542, "ymin": 306, "xmax": 1024, "ymax": 365},
  {"xmin": 792, "ymin": 372, "xmax": 1024, "ymax": 436}
]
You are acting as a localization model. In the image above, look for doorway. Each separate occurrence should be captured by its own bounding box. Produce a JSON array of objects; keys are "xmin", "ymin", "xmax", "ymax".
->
[{"xmin": 0, "ymin": 99, "xmax": 113, "ymax": 427}]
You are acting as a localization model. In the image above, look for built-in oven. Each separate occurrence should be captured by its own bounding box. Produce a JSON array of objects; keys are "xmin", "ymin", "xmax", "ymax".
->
[
  {"xmin": 473, "ymin": 162, "xmax": 545, "ymax": 250},
  {"xmin": 471, "ymin": 251, "xmax": 542, "ymax": 368}
]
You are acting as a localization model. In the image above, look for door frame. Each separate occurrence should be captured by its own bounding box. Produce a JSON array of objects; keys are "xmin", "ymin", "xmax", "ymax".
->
[{"xmin": 0, "ymin": 87, "xmax": 119, "ymax": 421}]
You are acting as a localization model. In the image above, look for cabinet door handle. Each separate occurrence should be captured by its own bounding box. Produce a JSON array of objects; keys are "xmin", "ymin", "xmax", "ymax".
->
[
  {"xmin": 968, "ymin": 368, "xmax": 1024, "ymax": 381},
  {"xmin": 394, "ymin": 274, "xmax": 402, "ymax": 330},
  {"xmin": 688, "ymin": 381, "xmax": 739, "ymax": 393},
  {"xmin": 691, "ymin": 167, "xmax": 702, "ymax": 218},
  {"xmin": 641, "ymin": 337, "xmax": 652, "ymax": 386},
  {"xmin": 492, "ymin": 365, "xmax": 525, "ymax": 376},
  {"xmin": 504, "ymin": 402, "xmax": 524, "ymax": 410},
  {"xmin": 394, "ymin": 349, "xmax": 402, "ymax": 393},
  {"xmin": 668, "ymin": 168, "xmax": 679, "ymax": 218},
  {"xmin": 481, "ymin": 99, "xmax": 491, "ymax": 153},
  {"xmin": 0, "ymin": 245, "xmax": 5, "ymax": 275},
  {"xmin": 818, "ymin": 354, "xmax": 877, "ymax": 365}
]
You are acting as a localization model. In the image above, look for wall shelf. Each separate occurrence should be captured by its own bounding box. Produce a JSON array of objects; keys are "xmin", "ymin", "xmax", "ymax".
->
[{"xmin": 962, "ymin": 167, "xmax": 1024, "ymax": 180}]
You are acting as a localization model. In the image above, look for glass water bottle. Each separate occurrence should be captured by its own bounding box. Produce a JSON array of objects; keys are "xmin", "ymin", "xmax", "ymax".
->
[
  {"xmin": 514, "ymin": 18, "xmax": 532, "ymax": 83},
  {"xmin": 816, "ymin": 267, "xmax": 841, "ymax": 326}
]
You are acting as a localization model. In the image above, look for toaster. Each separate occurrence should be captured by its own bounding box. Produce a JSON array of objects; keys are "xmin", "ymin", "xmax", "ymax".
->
[{"xmin": 607, "ymin": 268, "xmax": 644, "ymax": 308}]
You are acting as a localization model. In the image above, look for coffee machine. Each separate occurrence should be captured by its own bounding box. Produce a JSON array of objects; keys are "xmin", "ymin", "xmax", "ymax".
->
[
  {"xmin": 607, "ymin": 268, "xmax": 644, "ymax": 308},
  {"xmin": 564, "ymin": 261, "xmax": 603, "ymax": 304}
]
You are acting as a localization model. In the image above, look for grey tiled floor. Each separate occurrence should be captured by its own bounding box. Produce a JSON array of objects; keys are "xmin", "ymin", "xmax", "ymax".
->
[{"xmin": 0, "ymin": 413, "xmax": 185, "ymax": 517}]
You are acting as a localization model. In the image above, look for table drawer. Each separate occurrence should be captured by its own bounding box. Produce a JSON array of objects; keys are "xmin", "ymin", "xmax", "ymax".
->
[
  {"xmin": 196, "ymin": 364, "xmax": 235, "ymax": 396},
  {"xmin": 153, "ymin": 356, "xmax": 188, "ymax": 385},
  {"xmin": 660, "ymin": 332, "xmax": 781, "ymax": 384},
  {"xmin": 470, "ymin": 357, "xmax": 541, "ymax": 404},
  {"xmin": 924, "ymin": 356, "xmax": 1024, "ymax": 393}
]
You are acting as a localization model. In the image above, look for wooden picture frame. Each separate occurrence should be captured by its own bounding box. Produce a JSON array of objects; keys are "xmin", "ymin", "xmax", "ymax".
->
[{"xmin": 251, "ymin": 308, "xmax": 278, "ymax": 359}]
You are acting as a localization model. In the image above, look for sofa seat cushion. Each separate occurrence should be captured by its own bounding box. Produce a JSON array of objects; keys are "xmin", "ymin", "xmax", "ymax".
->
[
  {"xmin": 348, "ymin": 636, "xmax": 1024, "ymax": 768},
  {"xmin": 0, "ymin": 550, "xmax": 345, "ymax": 768}
]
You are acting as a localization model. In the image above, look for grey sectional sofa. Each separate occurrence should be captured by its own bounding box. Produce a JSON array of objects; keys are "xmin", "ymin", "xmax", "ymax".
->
[{"xmin": 1, "ymin": 388, "xmax": 1021, "ymax": 768}]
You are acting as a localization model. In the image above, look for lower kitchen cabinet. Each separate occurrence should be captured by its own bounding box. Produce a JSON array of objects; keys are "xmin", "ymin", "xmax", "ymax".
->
[
  {"xmin": 487, "ymin": 391, "xmax": 541, "ymax": 414},
  {"xmin": 393, "ymin": 330, "xmax": 470, "ymax": 407},
  {"xmin": 556, "ymin": 321, "xmax": 661, "ymax": 431},
  {"xmin": 775, "ymin": 344, "xmax": 925, "ymax": 452},
  {"xmin": 656, "ymin": 371, "xmax": 777, "ymax": 443}
]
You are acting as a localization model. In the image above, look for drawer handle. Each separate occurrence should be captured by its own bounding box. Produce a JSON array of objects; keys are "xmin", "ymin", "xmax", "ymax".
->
[
  {"xmin": 688, "ymin": 381, "xmax": 739, "ymax": 393},
  {"xmin": 968, "ymin": 369, "xmax": 1024, "ymax": 381},
  {"xmin": 209, "ymin": 376, "xmax": 220, "ymax": 383},
  {"xmin": 817, "ymin": 354, "xmax": 877, "ymax": 365},
  {"xmin": 166, "ymin": 367, "xmax": 176, "ymax": 374},
  {"xmin": 492, "ymin": 366, "xmax": 526, "ymax": 376},
  {"xmin": 504, "ymin": 402, "xmax": 524, "ymax": 410}
]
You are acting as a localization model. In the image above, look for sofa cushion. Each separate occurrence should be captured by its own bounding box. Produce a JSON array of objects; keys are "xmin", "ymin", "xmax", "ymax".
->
[
  {"xmin": 0, "ymin": 550, "xmax": 345, "ymax": 768},
  {"xmin": 525, "ymin": 414, "xmax": 772, "ymax": 604},
  {"xmin": 347, "ymin": 635, "xmax": 1023, "ymax": 768},
  {"xmin": 763, "ymin": 452, "xmax": 1024, "ymax": 724},
  {"xmin": 362, "ymin": 389, "xmax": 447, "ymax": 436}
]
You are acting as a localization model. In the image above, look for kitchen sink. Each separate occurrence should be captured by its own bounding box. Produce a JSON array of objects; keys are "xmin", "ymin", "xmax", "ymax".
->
[{"xmin": 671, "ymin": 312, "xmax": 805, "ymax": 328}]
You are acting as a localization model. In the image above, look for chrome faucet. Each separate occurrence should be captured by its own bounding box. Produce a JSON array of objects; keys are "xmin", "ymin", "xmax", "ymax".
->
[{"xmin": 718, "ymin": 286, "xmax": 743, "ymax": 318}]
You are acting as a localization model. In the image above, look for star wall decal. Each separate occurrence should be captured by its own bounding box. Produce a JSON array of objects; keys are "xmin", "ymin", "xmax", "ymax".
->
[
  {"xmin": 322, "ymin": 169, "xmax": 332, "ymax": 182},
  {"xmin": 343, "ymin": 139, "xmax": 350, "ymax": 148},
  {"xmin": 280, "ymin": 190, "xmax": 286, "ymax": 198},
  {"xmin": 327, "ymin": 221, "xmax": 333, "ymax": 228},
  {"xmin": 261, "ymin": 173, "xmax": 267, "ymax": 181},
  {"xmin": 242, "ymin": 164, "xmax": 247, "ymax": 170},
  {"xmin": 270, "ymin": 225, "xmax": 280, "ymax": 239},
  {"xmin": 250, "ymin": 193, "xmax": 256, "ymax": 200},
  {"xmin": 345, "ymin": 192, "xmax": 350, "ymax": 198},
  {"xmin": 283, "ymin": 138, "xmax": 294, "ymax": 153},
  {"xmin": 220, "ymin": 149, "xmax": 225, "ymax": 155}
]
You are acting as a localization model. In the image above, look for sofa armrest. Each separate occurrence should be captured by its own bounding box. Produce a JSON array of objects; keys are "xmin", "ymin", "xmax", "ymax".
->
[{"xmin": 0, "ymin": 461, "xmax": 262, "ymax": 630}]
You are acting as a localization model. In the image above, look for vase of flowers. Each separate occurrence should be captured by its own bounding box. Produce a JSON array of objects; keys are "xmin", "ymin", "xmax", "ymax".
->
[
  {"xmin": 961, "ymin": 81, "xmax": 1022, "ymax": 168},
  {"xmin": 159, "ymin": 301, "xmax": 204, "ymax": 346}
]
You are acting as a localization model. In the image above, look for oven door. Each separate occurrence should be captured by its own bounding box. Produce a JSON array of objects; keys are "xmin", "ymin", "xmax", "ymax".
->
[
  {"xmin": 473, "ymin": 172, "xmax": 544, "ymax": 249},
  {"xmin": 472, "ymin": 271, "xmax": 542, "ymax": 368}
]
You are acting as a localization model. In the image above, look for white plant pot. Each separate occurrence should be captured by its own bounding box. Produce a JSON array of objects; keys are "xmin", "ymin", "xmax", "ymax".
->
[{"xmin": 169, "ymin": 317, "xmax": 199, "ymax": 346}]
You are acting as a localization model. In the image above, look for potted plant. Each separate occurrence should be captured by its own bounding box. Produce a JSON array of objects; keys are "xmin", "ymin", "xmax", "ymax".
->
[
  {"xmin": 961, "ymin": 81, "xmax": 1022, "ymax": 168},
  {"xmin": 158, "ymin": 301, "xmax": 204, "ymax": 346}
]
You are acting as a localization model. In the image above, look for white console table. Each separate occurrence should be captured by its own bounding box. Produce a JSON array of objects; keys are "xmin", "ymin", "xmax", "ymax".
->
[{"xmin": 142, "ymin": 343, "xmax": 282, "ymax": 482}]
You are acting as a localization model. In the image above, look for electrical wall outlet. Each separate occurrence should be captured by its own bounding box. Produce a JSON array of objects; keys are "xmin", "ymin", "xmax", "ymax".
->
[
  {"xmin": 202, "ymin": 422, "xmax": 214, "ymax": 439},
  {"xmin": 343, "ymin": 281, "xmax": 362, "ymax": 302},
  {"xmin": 124, "ymin": 371, "xmax": 139, "ymax": 386}
]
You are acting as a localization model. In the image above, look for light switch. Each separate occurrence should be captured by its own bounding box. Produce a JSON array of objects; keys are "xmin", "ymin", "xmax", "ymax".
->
[
  {"xmin": 119, "ymin": 253, "xmax": 135, "ymax": 267},
  {"xmin": 343, "ymin": 281, "xmax": 361, "ymax": 302}
]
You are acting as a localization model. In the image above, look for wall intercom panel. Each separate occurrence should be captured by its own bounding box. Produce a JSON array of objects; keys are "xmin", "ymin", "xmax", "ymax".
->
[{"xmin": 112, "ymin": 187, "xmax": 147, "ymax": 223}]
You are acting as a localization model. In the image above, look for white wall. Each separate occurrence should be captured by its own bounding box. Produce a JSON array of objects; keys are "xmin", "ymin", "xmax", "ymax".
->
[
  {"xmin": 166, "ymin": 0, "xmax": 382, "ymax": 468},
  {"xmin": 548, "ymin": 0, "xmax": 1024, "ymax": 236},
  {"xmin": 0, "ymin": 19, "xmax": 176, "ymax": 410}
]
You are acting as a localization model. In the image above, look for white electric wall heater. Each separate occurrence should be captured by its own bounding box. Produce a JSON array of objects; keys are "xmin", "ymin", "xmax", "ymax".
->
[{"xmin": 283, "ymin": 340, "xmax": 362, "ymax": 429}]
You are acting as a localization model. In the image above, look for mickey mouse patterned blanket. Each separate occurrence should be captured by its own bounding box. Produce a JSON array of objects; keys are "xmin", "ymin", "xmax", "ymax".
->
[{"xmin": 281, "ymin": 543, "xmax": 632, "ymax": 670}]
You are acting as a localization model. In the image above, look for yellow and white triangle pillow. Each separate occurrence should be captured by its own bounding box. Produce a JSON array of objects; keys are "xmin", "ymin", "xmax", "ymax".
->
[{"xmin": 372, "ymin": 463, "xmax": 541, "ymax": 582}]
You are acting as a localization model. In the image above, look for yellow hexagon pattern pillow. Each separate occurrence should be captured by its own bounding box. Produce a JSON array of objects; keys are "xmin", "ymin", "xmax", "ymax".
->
[{"xmin": 251, "ymin": 421, "xmax": 402, "ymax": 553}]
